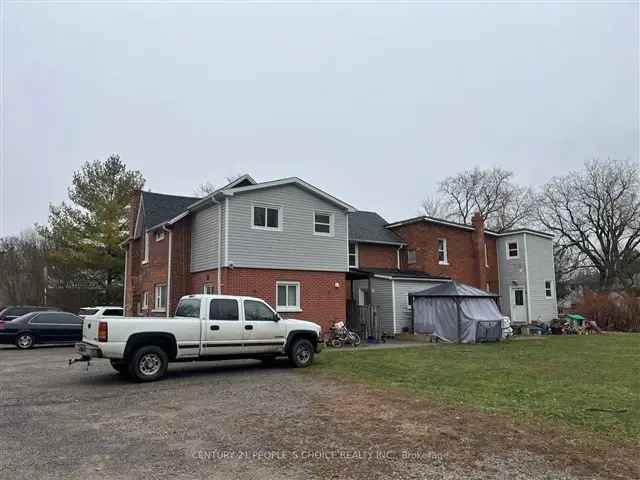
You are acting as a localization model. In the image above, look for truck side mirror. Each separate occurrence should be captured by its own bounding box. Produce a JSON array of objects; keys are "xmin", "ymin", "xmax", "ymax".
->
[{"xmin": 274, "ymin": 313, "xmax": 281, "ymax": 322}]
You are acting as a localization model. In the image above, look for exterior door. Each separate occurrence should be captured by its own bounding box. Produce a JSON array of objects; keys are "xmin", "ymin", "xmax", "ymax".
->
[
  {"xmin": 510, "ymin": 288, "xmax": 527, "ymax": 324},
  {"xmin": 242, "ymin": 300, "xmax": 286, "ymax": 354},
  {"xmin": 203, "ymin": 298, "xmax": 244, "ymax": 355}
]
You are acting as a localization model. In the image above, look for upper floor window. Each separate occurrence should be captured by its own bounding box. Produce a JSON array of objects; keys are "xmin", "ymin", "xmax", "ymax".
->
[
  {"xmin": 276, "ymin": 281, "xmax": 301, "ymax": 312},
  {"xmin": 155, "ymin": 230, "xmax": 165, "ymax": 242},
  {"xmin": 314, "ymin": 211, "xmax": 334, "ymax": 236},
  {"xmin": 484, "ymin": 243, "xmax": 489, "ymax": 267},
  {"xmin": 348, "ymin": 243, "xmax": 358, "ymax": 268},
  {"xmin": 407, "ymin": 249, "xmax": 417, "ymax": 264},
  {"xmin": 154, "ymin": 284, "xmax": 167, "ymax": 311},
  {"xmin": 507, "ymin": 241, "xmax": 519, "ymax": 259},
  {"xmin": 252, "ymin": 204, "xmax": 281, "ymax": 231},
  {"xmin": 545, "ymin": 280, "xmax": 553, "ymax": 298},
  {"xmin": 142, "ymin": 232, "xmax": 150, "ymax": 264},
  {"xmin": 437, "ymin": 238, "xmax": 448, "ymax": 265}
]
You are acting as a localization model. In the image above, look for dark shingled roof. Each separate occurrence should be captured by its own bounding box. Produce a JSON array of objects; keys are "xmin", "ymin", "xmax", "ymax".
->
[
  {"xmin": 350, "ymin": 267, "xmax": 449, "ymax": 281},
  {"xmin": 348, "ymin": 211, "xmax": 405, "ymax": 245},
  {"xmin": 410, "ymin": 281, "xmax": 498, "ymax": 298},
  {"xmin": 141, "ymin": 191, "xmax": 200, "ymax": 230}
]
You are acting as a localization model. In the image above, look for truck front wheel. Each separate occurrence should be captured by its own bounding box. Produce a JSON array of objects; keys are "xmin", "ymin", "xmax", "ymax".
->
[
  {"xmin": 289, "ymin": 338, "xmax": 314, "ymax": 368},
  {"xmin": 128, "ymin": 345, "xmax": 168, "ymax": 382}
]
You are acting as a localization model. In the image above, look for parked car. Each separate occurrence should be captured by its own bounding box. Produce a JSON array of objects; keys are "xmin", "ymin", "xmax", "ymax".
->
[
  {"xmin": 0, "ymin": 305, "xmax": 61, "ymax": 322},
  {"xmin": 78, "ymin": 306, "xmax": 124, "ymax": 319},
  {"xmin": 72, "ymin": 294, "xmax": 323, "ymax": 382},
  {"xmin": 0, "ymin": 311, "xmax": 83, "ymax": 349}
]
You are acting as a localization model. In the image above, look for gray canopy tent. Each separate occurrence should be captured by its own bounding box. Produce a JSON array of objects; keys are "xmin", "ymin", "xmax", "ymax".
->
[{"xmin": 409, "ymin": 281, "xmax": 503, "ymax": 343}]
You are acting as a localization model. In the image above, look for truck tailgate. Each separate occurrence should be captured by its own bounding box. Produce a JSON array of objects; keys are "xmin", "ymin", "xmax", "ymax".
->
[{"xmin": 83, "ymin": 317, "xmax": 99, "ymax": 342}]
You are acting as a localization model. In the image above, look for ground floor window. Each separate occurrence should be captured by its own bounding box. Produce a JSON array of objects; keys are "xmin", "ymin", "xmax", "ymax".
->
[
  {"xmin": 203, "ymin": 283, "xmax": 215, "ymax": 294},
  {"xmin": 545, "ymin": 280, "xmax": 553, "ymax": 298},
  {"xmin": 142, "ymin": 291, "xmax": 149, "ymax": 310},
  {"xmin": 155, "ymin": 284, "xmax": 167, "ymax": 311},
  {"xmin": 358, "ymin": 288, "xmax": 370, "ymax": 306},
  {"xmin": 276, "ymin": 281, "xmax": 301, "ymax": 312}
]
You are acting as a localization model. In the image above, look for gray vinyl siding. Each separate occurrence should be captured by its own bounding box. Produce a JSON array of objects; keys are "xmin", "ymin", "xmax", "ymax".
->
[
  {"xmin": 190, "ymin": 203, "xmax": 225, "ymax": 272},
  {"xmin": 497, "ymin": 235, "xmax": 527, "ymax": 319},
  {"xmin": 226, "ymin": 184, "xmax": 348, "ymax": 272},
  {"xmin": 393, "ymin": 280, "xmax": 441, "ymax": 333},
  {"xmin": 352, "ymin": 278, "xmax": 394, "ymax": 334},
  {"xmin": 524, "ymin": 234, "xmax": 558, "ymax": 322}
]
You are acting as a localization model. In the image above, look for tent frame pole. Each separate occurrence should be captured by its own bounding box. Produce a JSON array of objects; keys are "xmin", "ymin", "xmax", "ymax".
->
[{"xmin": 456, "ymin": 297, "xmax": 462, "ymax": 344}]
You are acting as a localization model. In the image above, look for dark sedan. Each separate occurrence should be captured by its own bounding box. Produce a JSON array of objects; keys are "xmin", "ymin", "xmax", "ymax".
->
[
  {"xmin": 0, "ymin": 311, "xmax": 83, "ymax": 349},
  {"xmin": 0, "ymin": 306, "xmax": 61, "ymax": 322}
]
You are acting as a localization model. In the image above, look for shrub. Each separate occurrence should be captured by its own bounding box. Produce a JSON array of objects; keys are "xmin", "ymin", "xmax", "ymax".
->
[{"xmin": 573, "ymin": 290, "xmax": 640, "ymax": 332}]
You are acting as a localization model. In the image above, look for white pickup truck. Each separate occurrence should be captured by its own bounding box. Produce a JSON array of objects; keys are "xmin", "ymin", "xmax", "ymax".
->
[{"xmin": 73, "ymin": 294, "xmax": 323, "ymax": 382}]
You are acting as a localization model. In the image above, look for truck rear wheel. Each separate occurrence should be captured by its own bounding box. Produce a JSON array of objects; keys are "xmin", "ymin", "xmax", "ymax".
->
[
  {"xmin": 289, "ymin": 338, "xmax": 314, "ymax": 368},
  {"xmin": 128, "ymin": 345, "xmax": 168, "ymax": 382}
]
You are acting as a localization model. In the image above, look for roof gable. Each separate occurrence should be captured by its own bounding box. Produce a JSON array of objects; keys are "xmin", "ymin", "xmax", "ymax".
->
[{"xmin": 223, "ymin": 177, "xmax": 356, "ymax": 212}]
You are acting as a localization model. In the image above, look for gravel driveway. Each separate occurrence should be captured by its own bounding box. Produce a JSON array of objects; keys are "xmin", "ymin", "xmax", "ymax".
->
[{"xmin": 0, "ymin": 345, "xmax": 627, "ymax": 480}]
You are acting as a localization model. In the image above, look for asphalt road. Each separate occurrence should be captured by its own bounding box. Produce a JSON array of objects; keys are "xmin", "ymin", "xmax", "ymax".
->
[{"xmin": 0, "ymin": 344, "xmax": 594, "ymax": 480}]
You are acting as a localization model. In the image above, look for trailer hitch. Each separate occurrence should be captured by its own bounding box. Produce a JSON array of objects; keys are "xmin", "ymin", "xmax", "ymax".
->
[{"xmin": 68, "ymin": 356, "xmax": 92, "ymax": 370}]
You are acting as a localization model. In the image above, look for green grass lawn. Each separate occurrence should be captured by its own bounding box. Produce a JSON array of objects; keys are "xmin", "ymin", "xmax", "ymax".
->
[{"xmin": 311, "ymin": 335, "xmax": 640, "ymax": 441}]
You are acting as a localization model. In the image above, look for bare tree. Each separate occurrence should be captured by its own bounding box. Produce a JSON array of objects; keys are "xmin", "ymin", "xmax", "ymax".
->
[
  {"xmin": 538, "ymin": 159, "xmax": 640, "ymax": 290},
  {"xmin": 435, "ymin": 167, "xmax": 534, "ymax": 231},
  {"xmin": 193, "ymin": 174, "xmax": 247, "ymax": 197},
  {"xmin": 0, "ymin": 230, "xmax": 48, "ymax": 305},
  {"xmin": 420, "ymin": 195, "xmax": 454, "ymax": 219},
  {"xmin": 193, "ymin": 181, "xmax": 217, "ymax": 197}
]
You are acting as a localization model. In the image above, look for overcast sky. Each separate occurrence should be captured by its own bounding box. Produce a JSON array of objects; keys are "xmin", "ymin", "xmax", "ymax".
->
[{"xmin": 1, "ymin": 2, "xmax": 638, "ymax": 237}]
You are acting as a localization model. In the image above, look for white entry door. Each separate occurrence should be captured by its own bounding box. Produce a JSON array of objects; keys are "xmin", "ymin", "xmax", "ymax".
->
[{"xmin": 510, "ymin": 288, "xmax": 527, "ymax": 323}]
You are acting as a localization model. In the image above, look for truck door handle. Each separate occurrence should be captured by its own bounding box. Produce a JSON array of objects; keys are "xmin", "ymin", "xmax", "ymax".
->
[
  {"xmin": 210, "ymin": 325, "xmax": 220, "ymax": 331},
  {"xmin": 244, "ymin": 325, "xmax": 253, "ymax": 330}
]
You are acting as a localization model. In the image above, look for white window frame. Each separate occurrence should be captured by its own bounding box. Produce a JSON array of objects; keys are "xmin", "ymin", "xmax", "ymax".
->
[
  {"xmin": 276, "ymin": 281, "xmax": 301, "ymax": 312},
  {"xmin": 155, "ymin": 230, "xmax": 165, "ymax": 242},
  {"xmin": 437, "ymin": 238, "xmax": 448, "ymax": 265},
  {"xmin": 142, "ymin": 232, "xmax": 150, "ymax": 264},
  {"xmin": 348, "ymin": 242, "xmax": 359, "ymax": 268},
  {"xmin": 407, "ymin": 293, "xmax": 413, "ymax": 310},
  {"xmin": 313, "ymin": 210, "xmax": 334, "ymax": 237},
  {"xmin": 142, "ymin": 291, "xmax": 149, "ymax": 310},
  {"xmin": 545, "ymin": 280, "xmax": 553, "ymax": 298},
  {"xmin": 251, "ymin": 203, "xmax": 282, "ymax": 231},
  {"xmin": 506, "ymin": 240, "xmax": 519, "ymax": 259},
  {"xmin": 203, "ymin": 283, "xmax": 215, "ymax": 294},
  {"xmin": 154, "ymin": 284, "xmax": 167, "ymax": 311},
  {"xmin": 407, "ymin": 249, "xmax": 417, "ymax": 265}
]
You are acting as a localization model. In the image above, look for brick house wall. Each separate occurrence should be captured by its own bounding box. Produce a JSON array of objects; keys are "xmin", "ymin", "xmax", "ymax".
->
[
  {"xmin": 357, "ymin": 243, "xmax": 399, "ymax": 269},
  {"xmin": 137, "ymin": 229, "xmax": 170, "ymax": 316},
  {"xmin": 191, "ymin": 267, "xmax": 346, "ymax": 332},
  {"xmin": 393, "ymin": 218, "xmax": 499, "ymax": 293}
]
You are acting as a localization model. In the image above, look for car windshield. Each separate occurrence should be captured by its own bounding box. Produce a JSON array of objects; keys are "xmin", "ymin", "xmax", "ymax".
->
[{"xmin": 78, "ymin": 308, "xmax": 99, "ymax": 316}]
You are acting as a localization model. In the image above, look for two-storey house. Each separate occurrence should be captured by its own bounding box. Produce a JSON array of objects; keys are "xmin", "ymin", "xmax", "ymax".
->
[{"xmin": 124, "ymin": 175, "xmax": 354, "ymax": 331}]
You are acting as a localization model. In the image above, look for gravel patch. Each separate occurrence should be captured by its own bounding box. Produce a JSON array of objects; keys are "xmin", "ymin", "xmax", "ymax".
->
[{"xmin": 0, "ymin": 345, "xmax": 634, "ymax": 479}]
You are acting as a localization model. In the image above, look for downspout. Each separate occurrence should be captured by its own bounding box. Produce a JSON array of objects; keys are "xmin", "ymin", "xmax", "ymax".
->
[
  {"xmin": 217, "ymin": 200, "xmax": 222, "ymax": 294},
  {"xmin": 396, "ymin": 247, "xmax": 401, "ymax": 269},
  {"xmin": 523, "ymin": 233, "xmax": 532, "ymax": 324},
  {"xmin": 123, "ymin": 247, "xmax": 128, "ymax": 313},
  {"xmin": 164, "ymin": 225, "xmax": 172, "ymax": 318}
]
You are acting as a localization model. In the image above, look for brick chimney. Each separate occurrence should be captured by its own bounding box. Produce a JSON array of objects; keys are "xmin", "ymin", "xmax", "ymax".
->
[
  {"xmin": 471, "ymin": 211, "xmax": 487, "ymax": 290},
  {"xmin": 128, "ymin": 189, "xmax": 142, "ymax": 239}
]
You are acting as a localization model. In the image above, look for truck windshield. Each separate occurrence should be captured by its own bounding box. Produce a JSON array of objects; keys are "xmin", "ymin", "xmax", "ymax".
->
[{"xmin": 175, "ymin": 299, "xmax": 201, "ymax": 318}]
